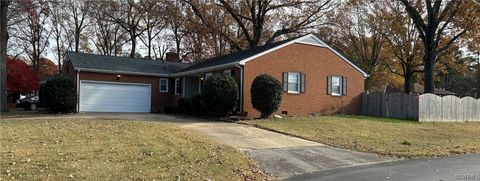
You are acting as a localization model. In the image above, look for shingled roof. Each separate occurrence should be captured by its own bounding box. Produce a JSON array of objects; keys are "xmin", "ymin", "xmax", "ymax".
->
[
  {"xmin": 66, "ymin": 52, "xmax": 189, "ymax": 75},
  {"xmin": 179, "ymin": 36, "xmax": 302, "ymax": 73},
  {"xmin": 66, "ymin": 34, "xmax": 369, "ymax": 77}
]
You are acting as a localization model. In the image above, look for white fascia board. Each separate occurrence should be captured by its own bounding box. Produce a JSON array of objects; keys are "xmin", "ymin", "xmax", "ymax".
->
[
  {"xmin": 238, "ymin": 34, "xmax": 323, "ymax": 65},
  {"xmin": 311, "ymin": 36, "xmax": 370, "ymax": 78},
  {"xmin": 295, "ymin": 41, "xmax": 328, "ymax": 48},
  {"xmin": 76, "ymin": 68, "xmax": 171, "ymax": 77}
]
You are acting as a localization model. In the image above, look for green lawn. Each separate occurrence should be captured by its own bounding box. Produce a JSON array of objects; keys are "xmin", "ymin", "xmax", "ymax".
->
[
  {"xmin": 247, "ymin": 116, "xmax": 480, "ymax": 158},
  {"xmin": 0, "ymin": 119, "xmax": 267, "ymax": 180}
]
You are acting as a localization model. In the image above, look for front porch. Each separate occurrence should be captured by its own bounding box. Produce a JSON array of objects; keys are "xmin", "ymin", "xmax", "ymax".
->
[{"xmin": 176, "ymin": 68, "xmax": 243, "ymax": 112}]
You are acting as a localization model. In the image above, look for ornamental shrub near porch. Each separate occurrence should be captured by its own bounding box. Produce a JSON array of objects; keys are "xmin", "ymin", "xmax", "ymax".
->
[
  {"xmin": 201, "ymin": 74, "xmax": 238, "ymax": 117},
  {"xmin": 250, "ymin": 74, "xmax": 283, "ymax": 118}
]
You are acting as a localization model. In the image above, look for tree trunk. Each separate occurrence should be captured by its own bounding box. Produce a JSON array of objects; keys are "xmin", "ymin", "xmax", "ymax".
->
[
  {"xmin": 56, "ymin": 35, "xmax": 62, "ymax": 73},
  {"xmin": 75, "ymin": 29, "xmax": 80, "ymax": 52},
  {"xmin": 404, "ymin": 71, "xmax": 414, "ymax": 94},
  {"xmin": 130, "ymin": 32, "xmax": 136, "ymax": 57},
  {"xmin": 423, "ymin": 49, "xmax": 435, "ymax": 94},
  {"xmin": 477, "ymin": 51, "xmax": 480, "ymax": 98},
  {"xmin": 147, "ymin": 35, "xmax": 152, "ymax": 59},
  {"xmin": 423, "ymin": 32, "xmax": 436, "ymax": 94},
  {"xmin": 0, "ymin": 1, "xmax": 9, "ymax": 112}
]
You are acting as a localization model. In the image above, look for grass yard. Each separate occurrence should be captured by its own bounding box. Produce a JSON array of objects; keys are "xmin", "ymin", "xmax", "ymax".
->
[
  {"xmin": 0, "ymin": 119, "xmax": 267, "ymax": 180},
  {"xmin": 0, "ymin": 110, "xmax": 50, "ymax": 119},
  {"xmin": 247, "ymin": 116, "xmax": 480, "ymax": 158}
]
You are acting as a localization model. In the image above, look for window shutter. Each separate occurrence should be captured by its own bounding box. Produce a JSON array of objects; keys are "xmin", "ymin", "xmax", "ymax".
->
[
  {"xmin": 327, "ymin": 76, "xmax": 332, "ymax": 95},
  {"xmin": 283, "ymin": 72, "xmax": 288, "ymax": 91},
  {"xmin": 300, "ymin": 73, "xmax": 306, "ymax": 93},
  {"xmin": 342, "ymin": 76, "xmax": 347, "ymax": 96},
  {"xmin": 231, "ymin": 69, "xmax": 235, "ymax": 77}
]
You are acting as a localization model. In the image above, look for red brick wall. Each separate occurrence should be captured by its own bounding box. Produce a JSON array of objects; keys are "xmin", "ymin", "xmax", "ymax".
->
[
  {"xmin": 64, "ymin": 61, "xmax": 76, "ymax": 82},
  {"xmin": 243, "ymin": 43, "xmax": 365, "ymax": 118},
  {"xmin": 78, "ymin": 71, "xmax": 175, "ymax": 112}
]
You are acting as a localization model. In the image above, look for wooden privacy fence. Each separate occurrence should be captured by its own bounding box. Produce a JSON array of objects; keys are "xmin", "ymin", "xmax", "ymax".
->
[{"xmin": 363, "ymin": 92, "xmax": 480, "ymax": 122}]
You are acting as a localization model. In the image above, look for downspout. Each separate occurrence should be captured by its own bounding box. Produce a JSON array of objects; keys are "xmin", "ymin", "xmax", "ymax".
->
[
  {"xmin": 76, "ymin": 69, "xmax": 80, "ymax": 112},
  {"xmin": 235, "ymin": 64, "xmax": 244, "ymax": 112}
]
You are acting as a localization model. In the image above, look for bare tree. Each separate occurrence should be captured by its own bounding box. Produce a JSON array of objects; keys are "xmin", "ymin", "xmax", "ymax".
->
[
  {"xmin": 139, "ymin": 2, "xmax": 166, "ymax": 59},
  {"xmin": 100, "ymin": 0, "xmax": 151, "ymax": 57},
  {"xmin": 49, "ymin": 1, "xmax": 71, "ymax": 73},
  {"xmin": 399, "ymin": 0, "xmax": 466, "ymax": 93},
  {"xmin": 152, "ymin": 41, "xmax": 170, "ymax": 60},
  {"xmin": 165, "ymin": 1, "xmax": 189, "ymax": 59},
  {"xmin": 1, "ymin": 0, "xmax": 10, "ymax": 112},
  {"xmin": 64, "ymin": 0, "xmax": 91, "ymax": 53},
  {"xmin": 11, "ymin": 0, "xmax": 51, "ymax": 73},
  {"xmin": 89, "ymin": 7, "xmax": 128, "ymax": 56},
  {"xmin": 185, "ymin": 0, "xmax": 335, "ymax": 50}
]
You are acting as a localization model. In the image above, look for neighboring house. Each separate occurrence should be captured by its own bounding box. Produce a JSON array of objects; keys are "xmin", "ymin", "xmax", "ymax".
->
[
  {"xmin": 63, "ymin": 34, "xmax": 368, "ymax": 118},
  {"xmin": 413, "ymin": 83, "xmax": 456, "ymax": 96}
]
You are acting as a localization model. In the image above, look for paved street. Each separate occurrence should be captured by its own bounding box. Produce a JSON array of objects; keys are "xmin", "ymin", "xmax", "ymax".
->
[{"xmin": 286, "ymin": 153, "xmax": 480, "ymax": 181}]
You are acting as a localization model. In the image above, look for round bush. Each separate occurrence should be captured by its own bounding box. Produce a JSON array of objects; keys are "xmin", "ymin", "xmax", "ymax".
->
[
  {"xmin": 250, "ymin": 74, "xmax": 283, "ymax": 118},
  {"xmin": 201, "ymin": 74, "xmax": 238, "ymax": 117},
  {"xmin": 43, "ymin": 75, "xmax": 77, "ymax": 113}
]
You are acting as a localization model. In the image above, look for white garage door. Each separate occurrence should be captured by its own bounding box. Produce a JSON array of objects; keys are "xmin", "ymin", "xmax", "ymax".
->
[{"xmin": 79, "ymin": 81, "xmax": 151, "ymax": 112}]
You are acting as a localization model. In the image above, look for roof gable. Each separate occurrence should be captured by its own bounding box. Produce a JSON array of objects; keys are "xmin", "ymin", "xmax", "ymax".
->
[{"xmin": 238, "ymin": 34, "xmax": 368, "ymax": 77}]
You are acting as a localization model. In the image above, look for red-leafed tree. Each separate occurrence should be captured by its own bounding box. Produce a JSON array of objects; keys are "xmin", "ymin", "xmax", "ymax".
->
[{"xmin": 7, "ymin": 57, "xmax": 40, "ymax": 94}]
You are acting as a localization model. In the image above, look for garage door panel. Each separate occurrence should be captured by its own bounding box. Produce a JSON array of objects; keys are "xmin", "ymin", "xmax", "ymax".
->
[
  {"xmin": 80, "ymin": 92, "xmax": 150, "ymax": 100},
  {"xmin": 79, "ymin": 81, "xmax": 151, "ymax": 112},
  {"xmin": 80, "ymin": 97, "xmax": 149, "ymax": 106}
]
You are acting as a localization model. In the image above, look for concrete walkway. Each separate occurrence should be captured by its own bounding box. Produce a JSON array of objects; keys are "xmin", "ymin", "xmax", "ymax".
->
[{"xmin": 8, "ymin": 113, "xmax": 395, "ymax": 179}]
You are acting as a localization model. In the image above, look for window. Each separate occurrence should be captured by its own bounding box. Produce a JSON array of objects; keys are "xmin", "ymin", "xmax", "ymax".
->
[
  {"xmin": 223, "ymin": 69, "xmax": 233, "ymax": 76},
  {"xmin": 159, "ymin": 78, "xmax": 168, "ymax": 92},
  {"xmin": 288, "ymin": 72, "xmax": 300, "ymax": 93},
  {"xmin": 331, "ymin": 76, "xmax": 342, "ymax": 96},
  {"xmin": 174, "ymin": 78, "xmax": 182, "ymax": 95},
  {"xmin": 205, "ymin": 73, "xmax": 212, "ymax": 79},
  {"xmin": 283, "ymin": 72, "xmax": 305, "ymax": 94},
  {"xmin": 327, "ymin": 76, "xmax": 347, "ymax": 96}
]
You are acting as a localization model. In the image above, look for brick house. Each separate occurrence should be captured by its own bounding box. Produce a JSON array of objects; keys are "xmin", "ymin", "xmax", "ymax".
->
[{"xmin": 64, "ymin": 34, "xmax": 368, "ymax": 118}]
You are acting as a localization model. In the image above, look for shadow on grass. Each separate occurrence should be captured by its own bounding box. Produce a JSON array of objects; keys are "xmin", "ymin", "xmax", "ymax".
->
[{"xmin": 328, "ymin": 115, "xmax": 419, "ymax": 124}]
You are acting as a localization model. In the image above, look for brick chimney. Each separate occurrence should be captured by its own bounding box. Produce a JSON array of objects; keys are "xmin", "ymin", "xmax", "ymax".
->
[{"xmin": 165, "ymin": 52, "xmax": 180, "ymax": 62}]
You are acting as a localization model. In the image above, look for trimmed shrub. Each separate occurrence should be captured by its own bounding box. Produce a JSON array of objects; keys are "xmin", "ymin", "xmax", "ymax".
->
[
  {"xmin": 43, "ymin": 75, "xmax": 77, "ymax": 113},
  {"xmin": 201, "ymin": 74, "xmax": 238, "ymax": 117},
  {"xmin": 190, "ymin": 93, "xmax": 204, "ymax": 116},
  {"xmin": 250, "ymin": 74, "xmax": 283, "ymax": 118},
  {"xmin": 177, "ymin": 97, "xmax": 191, "ymax": 114},
  {"xmin": 38, "ymin": 83, "xmax": 47, "ymax": 107}
]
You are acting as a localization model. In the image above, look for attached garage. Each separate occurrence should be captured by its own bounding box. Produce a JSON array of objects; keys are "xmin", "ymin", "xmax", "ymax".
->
[{"xmin": 79, "ymin": 81, "xmax": 151, "ymax": 112}]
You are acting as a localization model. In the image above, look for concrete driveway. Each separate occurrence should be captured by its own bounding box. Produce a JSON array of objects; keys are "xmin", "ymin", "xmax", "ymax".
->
[
  {"xmin": 18, "ymin": 113, "xmax": 394, "ymax": 179},
  {"xmin": 179, "ymin": 121, "xmax": 394, "ymax": 179}
]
